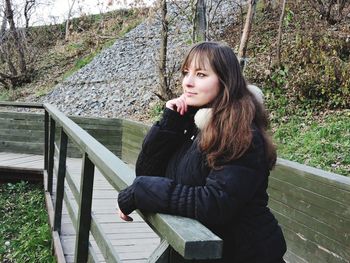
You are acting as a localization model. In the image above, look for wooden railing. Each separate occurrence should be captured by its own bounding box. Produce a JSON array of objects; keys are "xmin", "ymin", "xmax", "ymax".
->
[
  {"xmin": 1, "ymin": 101, "xmax": 349, "ymax": 263},
  {"xmin": 0, "ymin": 102, "xmax": 223, "ymax": 262}
]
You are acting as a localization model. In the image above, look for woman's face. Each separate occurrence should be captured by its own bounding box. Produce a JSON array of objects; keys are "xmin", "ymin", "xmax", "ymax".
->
[{"xmin": 182, "ymin": 57, "xmax": 220, "ymax": 107}]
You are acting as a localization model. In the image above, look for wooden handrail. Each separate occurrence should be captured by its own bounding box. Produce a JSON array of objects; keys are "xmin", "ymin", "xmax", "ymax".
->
[
  {"xmin": 0, "ymin": 101, "xmax": 43, "ymax": 108},
  {"xmin": 43, "ymin": 103, "xmax": 223, "ymax": 261}
]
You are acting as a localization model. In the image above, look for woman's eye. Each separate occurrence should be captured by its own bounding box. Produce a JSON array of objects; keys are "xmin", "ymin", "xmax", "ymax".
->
[
  {"xmin": 197, "ymin": 72, "xmax": 206, "ymax": 77},
  {"xmin": 182, "ymin": 71, "xmax": 189, "ymax": 76}
]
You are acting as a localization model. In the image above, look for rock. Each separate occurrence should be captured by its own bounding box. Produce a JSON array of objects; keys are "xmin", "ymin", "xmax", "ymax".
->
[{"xmin": 39, "ymin": 1, "xmax": 234, "ymax": 122}]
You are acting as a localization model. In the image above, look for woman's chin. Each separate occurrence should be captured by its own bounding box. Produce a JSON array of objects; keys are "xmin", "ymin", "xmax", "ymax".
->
[{"xmin": 186, "ymin": 100, "xmax": 205, "ymax": 108}]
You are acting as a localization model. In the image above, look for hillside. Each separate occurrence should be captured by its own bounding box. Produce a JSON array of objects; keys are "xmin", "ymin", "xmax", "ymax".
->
[{"xmin": 0, "ymin": 2, "xmax": 349, "ymax": 176}]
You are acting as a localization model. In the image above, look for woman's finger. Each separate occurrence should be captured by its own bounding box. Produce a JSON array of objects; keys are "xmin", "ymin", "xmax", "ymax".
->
[
  {"xmin": 118, "ymin": 209, "xmax": 133, "ymax": 222},
  {"xmin": 175, "ymin": 100, "xmax": 183, "ymax": 114},
  {"xmin": 166, "ymin": 96, "xmax": 188, "ymax": 115},
  {"xmin": 178, "ymin": 96, "xmax": 187, "ymax": 115}
]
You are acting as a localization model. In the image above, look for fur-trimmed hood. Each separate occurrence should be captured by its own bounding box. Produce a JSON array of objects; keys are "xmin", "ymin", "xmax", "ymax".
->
[{"xmin": 194, "ymin": 85, "xmax": 264, "ymax": 130}]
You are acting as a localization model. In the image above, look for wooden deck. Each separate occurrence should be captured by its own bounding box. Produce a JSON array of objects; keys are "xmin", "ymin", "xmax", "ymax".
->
[{"xmin": 0, "ymin": 152, "xmax": 160, "ymax": 263}]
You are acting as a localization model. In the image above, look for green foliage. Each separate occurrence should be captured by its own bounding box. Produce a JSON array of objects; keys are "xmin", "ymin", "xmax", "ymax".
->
[
  {"xmin": 0, "ymin": 182, "xmax": 55, "ymax": 262},
  {"xmin": 149, "ymin": 101, "xmax": 165, "ymax": 121},
  {"xmin": 0, "ymin": 90, "xmax": 10, "ymax": 101},
  {"xmin": 118, "ymin": 19, "xmax": 143, "ymax": 37},
  {"xmin": 262, "ymin": 82, "xmax": 349, "ymax": 176},
  {"xmin": 283, "ymin": 8, "xmax": 294, "ymax": 27},
  {"xmin": 286, "ymin": 33, "xmax": 350, "ymax": 108},
  {"xmin": 268, "ymin": 66, "xmax": 288, "ymax": 89},
  {"xmin": 75, "ymin": 53, "xmax": 96, "ymax": 69},
  {"xmin": 273, "ymin": 111, "xmax": 350, "ymax": 176}
]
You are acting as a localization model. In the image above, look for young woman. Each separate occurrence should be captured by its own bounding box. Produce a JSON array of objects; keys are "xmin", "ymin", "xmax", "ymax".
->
[{"xmin": 117, "ymin": 41, "xmax": 287, "ymax": 263}]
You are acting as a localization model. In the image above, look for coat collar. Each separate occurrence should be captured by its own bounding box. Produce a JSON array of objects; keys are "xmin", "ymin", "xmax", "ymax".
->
[{"xmin": 194, "ymin": 85, "xmax": 264, "ymax": 130}]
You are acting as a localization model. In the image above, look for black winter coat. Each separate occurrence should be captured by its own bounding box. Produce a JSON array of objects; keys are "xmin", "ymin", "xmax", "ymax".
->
[{"xmin": 118, "ymin": 108, "xmax": 287, "ymax": 263}]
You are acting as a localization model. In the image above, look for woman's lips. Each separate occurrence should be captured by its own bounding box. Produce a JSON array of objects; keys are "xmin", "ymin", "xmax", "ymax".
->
[{"xmin": 185, "ymin": 92, "xmax": 197, "ymax": 97}]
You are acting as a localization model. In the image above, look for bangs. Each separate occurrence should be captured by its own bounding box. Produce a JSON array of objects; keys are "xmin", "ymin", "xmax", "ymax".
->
[{"xmin": 181, "ymin": 48, "xmax": 212, "ymax": 71}]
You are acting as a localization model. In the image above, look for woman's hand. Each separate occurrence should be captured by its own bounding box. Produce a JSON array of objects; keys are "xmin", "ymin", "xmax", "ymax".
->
[
  {"xmin": 165, "ymin": 94, "xmax": 188, "ymax": 115},
  {"xmin": 118, "ymin": 209, "xmax": 133, "ymax": 222}
]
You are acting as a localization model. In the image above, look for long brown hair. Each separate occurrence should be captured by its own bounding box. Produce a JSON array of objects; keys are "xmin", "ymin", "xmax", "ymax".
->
[{"xmin": 181, "ymin": 42, "xmax": 276, "ymax": 170}]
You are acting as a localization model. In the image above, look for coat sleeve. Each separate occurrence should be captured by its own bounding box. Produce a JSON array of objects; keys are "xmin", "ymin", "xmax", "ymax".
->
[
  {"xmin": 118, "ymin": 160, "xmax": 267, "ymax": 226},
  {"xmin": 135, "ymin": 108, "xmax": 195, "ymax": 177}
]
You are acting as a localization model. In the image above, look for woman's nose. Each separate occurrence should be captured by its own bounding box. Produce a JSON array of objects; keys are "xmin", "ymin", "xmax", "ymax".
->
[{"xmin": 183, "ymin": 75, "xmax": 194, "ymax": 87}]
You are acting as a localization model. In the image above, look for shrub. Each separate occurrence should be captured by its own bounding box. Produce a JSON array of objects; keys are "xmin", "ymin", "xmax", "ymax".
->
[{"xmin": 286, "ymin": 33, "xmax": 350, "ymax": 108}]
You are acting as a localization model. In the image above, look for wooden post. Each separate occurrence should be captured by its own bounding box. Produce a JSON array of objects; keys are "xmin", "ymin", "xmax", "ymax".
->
[
  {"xmin": 74, "ymin": 153, "xmax": 95, "ymax": 263},
  {"xmin": 53, "ymin": 128, "xmax": 68, "ymax": 234},
  {"xmin": 44, "ymin": 111, "xmax": 49, "ymax": 170},
  {"xmin": 48, "ymin": 117, "xmax": 56, "ymax": 194}
]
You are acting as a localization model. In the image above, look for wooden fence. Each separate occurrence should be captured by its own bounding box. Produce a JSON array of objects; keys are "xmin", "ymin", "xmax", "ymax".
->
[
  {"xmin": 0, "ymin": 101, "xmax": 349, "ymax": 263},
  {"xmin": 0, "ymin": 102, "xmax": 223, "ymax": 263}
]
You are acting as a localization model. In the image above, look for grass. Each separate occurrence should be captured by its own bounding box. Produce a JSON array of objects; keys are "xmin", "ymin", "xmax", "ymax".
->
[
  {"xmin": 264, "ymin": 86, "xmax": 350, "ymax": 176},
  {"xmin": 0, "ymin": 181, "xmax": 55, "ymax": 263},
  {"xmin": 272, "ymin": 111, "xmax": 349, "ymax": 176}
]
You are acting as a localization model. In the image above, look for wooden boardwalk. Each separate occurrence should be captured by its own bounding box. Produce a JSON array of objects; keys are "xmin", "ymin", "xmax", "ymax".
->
[{"xmin": 0, "ymin": 152, "xmax": 160, "ymax": 263}]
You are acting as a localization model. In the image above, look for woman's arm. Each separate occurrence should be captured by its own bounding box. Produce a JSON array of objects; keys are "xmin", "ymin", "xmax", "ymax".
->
[
  {"xmin": 119, "ymin": 162, "xmax": 266, "ymax": 226},
  {"xmin": 135, "ymin": 107, "xmax": 195, "ymax": 177}
]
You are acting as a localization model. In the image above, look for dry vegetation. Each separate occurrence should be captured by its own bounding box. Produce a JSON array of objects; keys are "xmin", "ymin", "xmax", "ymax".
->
[{"xmin": 0, "ymin": 8, "xmax": 148, "ymax": 101}]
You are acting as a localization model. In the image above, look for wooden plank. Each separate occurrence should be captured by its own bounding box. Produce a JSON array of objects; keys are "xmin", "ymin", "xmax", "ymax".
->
[
  {"xmin": 142, "ymin": 213, "xmax": 222, "ymax": 260},
  {"xmin": 122, "ymin": 119, "xmax": 150, "ymax": 134},
  {"xmin": 268, "ymin": 187, "xmax": 350, "ymax": 234},
  {"xmin": 280, "ymin": 224, "xmax": 348, "ymax": 263},
  {"xmin": 272, "ymin": 209, "xmax": 349, "ymax": 261},
  {"xmin": 90, "ymin": 214, "xmax": 122, "ymax": 263},
  {"xmin": 0, "ymin": 111, "xmax": 43, "ymax": 120},
  {"xmin": 269, "ymin": 198, "xmax": 349, "ymax": 248},
  {"xmin": 269, "ymin": 176, "xmax": 350, "ymax": 219},
  {"xmin": 0, "ymin": 127, "xmax": 45, "ymax": 141},
  {"xmin": 0, "ymin": 122, "xmax": 44, "ymax": 130},
  {"xmin": 66, "ymin": 125, "xmax": 121, "ymax": 131},
  {"xmin": 48, "ymin": 117, "xmax": 56, "ymax": 194},
  {"xmin": 74, "ymin": 154, "xmax": 95, "ymax": 263},
  {"xmin": 0, "ymin": 153, "xmax": 42, "ymax": 163},
  {"xmin": 275, "ymin": 158, "xmax": 350, "ymax": 191},
  {"xmin": 45, "ymin": 111, "xmax": 49, "ymax": 170},
  {"xmin": 121, "ymin": 147, "xmax": 140, "ymax": 166},
  {"xmin": 0, "ymin": 154, "xmax": 42, "ymax": 165},
  {"xmin": 54, "ymin": 129, "xmax": 69, "ymax": 234},
  {"xmin": 283, "ymin": 250, "xmax": 308, "ymax": 263},
  {"xmin": 70, "ymin": 116, "xmax": 122, "ymax": 127},
  {"xmin": 0, "ymin": 101, "xmax": 43, "ymax": 108},
  {"xmin": 88, "ymin": 245, "xmax": 99, "ymax": 263},
  {"xmin": 53, "ymin": 156, "xmax": 161, "ymax": 263},
  {"xmin": 0, "ymin": 141, "xmax": 43, "ymax": 154},
  {"xmin": 272, "ymin": 164, "xmax": 350, "ymax": 203},
  {"xmin": 122, "ymin": 137, "xmax": 144, "ymax": 150},
  {"xmin": 0, "ymin": 133, "xmax": 44, "ymax": 143}
]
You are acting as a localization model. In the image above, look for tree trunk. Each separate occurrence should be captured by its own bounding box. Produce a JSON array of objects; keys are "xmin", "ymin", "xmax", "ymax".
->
[
  {"xmin": 65, "ymin": 0, "xmax": 76, "ymax": 41},
  {"xmin": 5, "ymin": 0, "xmax": 27, "ymax": 74},
  {"xmin": 158, "ymin": 0, "xmax": 170, "ymax": 101},
  {"xmin": 276, "ymin": 0, "xmax": 287, "ymax": 67},
  {"xmin": 194, "ymin": 0, "xmax": 207, "ymax": 42},
  {"xmin": 238, "ymin": 0, "xmax": 257, "ymax": 70},
  {"xmin": 24, "ymin": 0, "xmax": 36, "ymax": 29},
  {"xmin": 0, "ymin": 12, "xmax": 6, "ymax": 44}
]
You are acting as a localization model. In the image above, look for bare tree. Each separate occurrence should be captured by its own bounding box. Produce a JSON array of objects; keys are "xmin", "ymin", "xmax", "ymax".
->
[
  {"xmin": 157, "ymin": 0, "xmax": 173, "ymax": 101},
  {"xmin": 65, "ymin": 0, "xmax": 76, "ymax": 41},
  {"xmin": 238, "ymin": 0, "xmax": 257, "ymax": 70},
  {"xmin": 24, "ymin": 0, "xmax": 36, "ymax": 29},
  {"xmin": 276, "ymin": 0, "xmax": 287, "ymax": 67},
  {"xmin": 193, "ymin": 0, "xmax": 207, "ymax": 42},
  {"xmin": 0, "ymin": 10, "xmax": 6, "ymax": 45},
  {"xmin": 5, "ymin": 0, "xmax": 26, "ymax": 74},
  {"xmin": 0, "ymin": 0, "xmax": 38, "ymax": 89}
]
